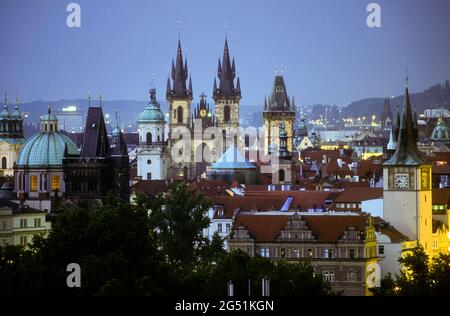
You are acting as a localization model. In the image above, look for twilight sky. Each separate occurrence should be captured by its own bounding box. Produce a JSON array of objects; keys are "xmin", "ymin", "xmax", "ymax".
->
[{"xmin": 0, "ymin": 0, "xmax": 449, "ymax": 107}]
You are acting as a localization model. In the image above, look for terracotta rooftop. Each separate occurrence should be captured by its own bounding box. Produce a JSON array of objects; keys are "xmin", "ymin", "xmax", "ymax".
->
[
  {"xmin": 234, "ymin": 213, "xmax": 369, "ymax": 243},
  {"xmin": 334, "ymin": 187, "xmax": 383, "ymax": 203}
]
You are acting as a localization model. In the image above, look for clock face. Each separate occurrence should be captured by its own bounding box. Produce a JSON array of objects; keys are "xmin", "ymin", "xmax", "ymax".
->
[
  {"xmin": 395, "ymin": 174, "xmax": 409, "ymax": 189},
  {"xmin": 200, "ymin": 109, "xmax": 207, "ymax": 118}
]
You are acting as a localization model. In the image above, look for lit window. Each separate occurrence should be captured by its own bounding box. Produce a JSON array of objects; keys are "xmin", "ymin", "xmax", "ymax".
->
[
  {"xmin": 218, "ymin": 223, "xmax": 223, "ymax": 233},
  {"xmin": 30, "ymin": 175, "xmax": 38, "ymax": 192},
  {"xmin": 323, "ymin": 271, "xmax": 335, "ymax": 283},
  {"xmin": 226, "ymin": 223, "xmax": 231, "ymax": 233},
  {"xmin": 51, "ymin": 176, "xmax": 60, "ymax": 191},
  {"xmin": 260, "ymin": 248, "xmax": 269, "ymax": 257}
]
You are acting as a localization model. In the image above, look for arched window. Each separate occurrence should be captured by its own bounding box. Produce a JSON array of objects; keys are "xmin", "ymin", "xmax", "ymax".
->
[
  {"xmin": 146, "ymin": 132, "xmax": 152, "ymax": 144},
  {"xmin": 177, "ymin": 106, "xmax": 183, "ymax": 124},
  {"xmin": 1, "ymin": 157, "xmax": 6, "ymax": 169},
  {"xmin": 157, "ymin": 135, "xmax": 161, "ymax": 143},
  {"xmin": 279, "ymin": 169, "xmax": 285, "ymax": 182},
  {"xmin": 224, "ymin": 105, "xmax": 231, "ymax": 124}
]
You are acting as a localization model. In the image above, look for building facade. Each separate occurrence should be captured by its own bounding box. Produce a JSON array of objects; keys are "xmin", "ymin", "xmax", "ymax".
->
[
  {"xmin": 137, "ymin": 88, "xmax": 168, "ymax": 180},
  {"xmin": 229, "ymin": 212, "xmax": 378, "ymax": 296},
  {"xmin": 263, "ymin": 76, "xmax": 296, "ymax": 154},
  {"xmin": 0, "ymin": 96, "xmax": 25, "ymax": 176},
  {"xmin": 383, "ymin": 82, "xmax": 433, "ymax": 254}
]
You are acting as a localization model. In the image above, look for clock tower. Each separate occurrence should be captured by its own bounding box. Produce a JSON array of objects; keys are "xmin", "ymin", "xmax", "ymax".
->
[{"xmin": 383, "ymin": 81, "xmax": 432, "ymax": 253}]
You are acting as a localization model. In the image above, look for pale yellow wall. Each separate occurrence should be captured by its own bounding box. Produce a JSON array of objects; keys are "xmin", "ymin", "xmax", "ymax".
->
[
  {"xmin": 12, "ymin": 212, "xmax": 51, "ymax": 248},
  {"xmin": 264, "ymin": 118, "xmax": 294, "ymax": 154},
  {"xmin": 0, "ymin": 141, "xmax": 23, "ymax": 176}
]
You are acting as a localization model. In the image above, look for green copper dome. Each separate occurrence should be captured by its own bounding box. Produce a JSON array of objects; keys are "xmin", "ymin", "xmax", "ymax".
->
[
  {"xmin": 138, "ymin": 88, "xmax": 165, "ymax": 123},
  {"xmin": 17, "ymin": 108, "xmax": 79, "ymax": 167},
  {"xmin": 431, "ymin": 118, "xmax": 450, "ymax": 141},
  {"xmin": 17, "ymin": 133, "xmax": 79, "ymax": 166}
]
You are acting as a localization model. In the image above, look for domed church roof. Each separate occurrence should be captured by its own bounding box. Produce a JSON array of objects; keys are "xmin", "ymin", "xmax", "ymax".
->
[
  {"xmin": 17, "ymin": 107, "xmax": 79, "ymax": 167},
  {"xmin": 431, "ymin": 118, "xmax": 450, "ymax": 142},
  {"xmin": 138, "ymin": 88, "xmax": 165, "ymax": 123}
]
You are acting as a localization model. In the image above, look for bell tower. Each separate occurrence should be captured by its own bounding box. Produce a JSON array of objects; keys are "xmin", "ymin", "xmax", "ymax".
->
[
  {"xmin": 213, "ymin": 37, "xmax": 241, "ymax": 151},
  {"xmin": 166, "ymin": 39, "xmax": 193, "ymax": 178},
  {"xmin": 383, "ymin": 79, "xmax": 432, "ymax": 254}
]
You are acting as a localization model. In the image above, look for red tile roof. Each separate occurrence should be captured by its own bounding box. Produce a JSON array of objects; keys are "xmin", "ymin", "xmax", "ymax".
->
[
  {"xmin": 234, "ymin": 213, "xmax": 369, "ymax": 243},
  {"xmin": 334, "ymin": 188, "xmax": 383, "ymax": 203}
]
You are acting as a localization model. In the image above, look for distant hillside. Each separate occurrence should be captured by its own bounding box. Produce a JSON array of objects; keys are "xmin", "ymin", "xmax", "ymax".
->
[
  {"xmin": 342, "ymin": 81, "xmax": 450, "ymax": 118},
  {"xmin": 18, "ymin": 99, "xmax": 166, "ymax": 129}
]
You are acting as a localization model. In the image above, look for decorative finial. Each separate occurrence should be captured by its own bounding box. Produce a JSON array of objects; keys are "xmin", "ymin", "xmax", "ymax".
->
[
  {"xmin": 115, "ymin": 109, "xmax": 119, "ymax": 128},
  {"xmin": 177, "ymin": 20, "xmax": 181, "ymax": 40},
  {"xmin": 405, "ymin": 68, "xmax": 409, "ymax": 88},
  {"xmin": 88, "ymin": 91, "xmax": 91, "ymax": 106},
  {"xmin": 48, "ymin": 103, "xmax": 51, "ymax": 114},
  {"xmin": 15, "ymin": 93, "xmax": 19, "ymax": 110},
  {"xmin": 151, "ymin": 73, "xmax": 155, "ymax": 89},
  {"xmin": 99, "ymin": 94, "xmax": 103, "ymax": 107},
  {"xmin": 4, "ymin": 92, "xmax": 7, "ymax": 106},
  {"xmin": 224, "ymin": 19, "xmax": 228, "ymax": 39},
  {"xmin": 280, "ymin": 65, "xmax": 284, "ymax": 74}
]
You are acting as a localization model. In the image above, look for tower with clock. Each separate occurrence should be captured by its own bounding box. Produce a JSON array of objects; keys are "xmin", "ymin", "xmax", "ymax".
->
[{"xmin": 382, "ymin": 80, "xmax": 432, "ymax": 253}]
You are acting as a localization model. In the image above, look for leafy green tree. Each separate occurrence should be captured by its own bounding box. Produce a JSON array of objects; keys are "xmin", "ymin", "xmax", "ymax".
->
[
  {"xmin": 148, "ymin": 182, "xmax": 212, "ymax": 270},
  {"xmin": 370, "ymin": 246, "xmax": 450, "ymax": 296}
]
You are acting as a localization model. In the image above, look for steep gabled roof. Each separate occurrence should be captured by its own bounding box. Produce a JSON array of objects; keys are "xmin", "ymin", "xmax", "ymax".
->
[
  {"xmin": 384, "ymin": 86, "xmax": 428, "ymax": 166},
  {"xmin": 80, "ymin": 107, "xmax": 110, "ymax": 158}
]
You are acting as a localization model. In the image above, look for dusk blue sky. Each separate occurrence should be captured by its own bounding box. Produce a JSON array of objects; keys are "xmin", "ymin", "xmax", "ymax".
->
[{"xmin": 1, "ymin": 0, "xmax": 449, "ymax": 107}]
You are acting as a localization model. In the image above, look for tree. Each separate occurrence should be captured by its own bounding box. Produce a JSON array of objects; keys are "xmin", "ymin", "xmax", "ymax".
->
[
  {"xmin": 147, "ymin": 182, "xmax": 212, "ymax": 270},
  {"xmin": 370, "ymin": 246, "xmax": 450, "ymax": 296}
]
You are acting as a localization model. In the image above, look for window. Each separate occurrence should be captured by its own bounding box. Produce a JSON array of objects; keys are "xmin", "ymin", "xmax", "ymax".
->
[
  {"xmin": 218, "ymin": 223, "xmax": 223, "ymax": 233},
  {"xmin": 30, "ymin": 175, "xmax": 38, "ymax": 192},
  {"xmin": 226, "ymin": 223, "xmax": 231, "ymax": 233},
  {"xmin": 378, "ymin": 246, "xmax": 385, "ymax": 255},
  {"xmin": 20, "ymin": 236, "xmax": 28, "ymax": 246},
  {"xmin": 1, "ymin": 157, "xmax": 6, "ymax": 169},
  {"xmin": 324, "ymin": 249, "xmax": 333, "ymax": 259},
  {"xmin": 293, "ymin": 249, "xmax": 300, "ymax": 258},
  {"xmin": 279, "ymin": 169, "xmax": 285, "ymax": 182},
  {"xmin": 147, "ymin": 159, "xmax": 152, "ymax": 165},
  {"xmin": 307, "ymin": 249, "xmax": 313, "ymax": 258},
  {"xmin": 260, "ymin": 248, "xmax": 269, "ymax": 257},
  {"xmin": 280, "ymin": 249, "xmax": 286, "ymax": 258},
  {"xmin": 224, "ymin": 105, "xmax": 231, "ymax": 123},
  {"xmin": 147, "ymin": 173, "xmax": 152, "ymax": 180},
  {"xmin": 34, "ymin": 218, "xmax": 41, "ymax": 227},
  {"xmin": 20, "ymin": 219, "xmax": 27, "ymax": 228},
  {"xmin": 177, "ymin": 106, "xmax": 183, "ymax": 123},
  {"xmin": 349, "ymin": 249, "xmax": 355, "ymax": 259},
  {"xmin": 323, "ymin": 271, "xmax": 335, "ymax": 283},
  {"xmin": 146, "ymin": 132, "xmax": 152, "ymax": 144},
  {"xmin": 51, "ymin": 175, "xmax": 60, "ymax": 191},
  {"xmin": 2, "ymin": 220, "xmax": 7, "ymax": 231}
]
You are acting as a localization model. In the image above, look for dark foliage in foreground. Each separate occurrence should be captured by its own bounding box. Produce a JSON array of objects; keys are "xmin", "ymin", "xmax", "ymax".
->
[{"xmin": 0, "ymin": 182, "xmax": 331, "ymax": 296}]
